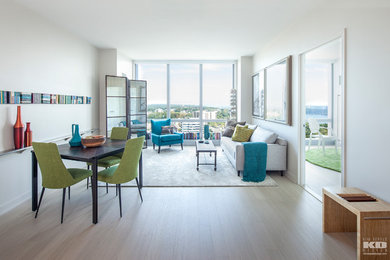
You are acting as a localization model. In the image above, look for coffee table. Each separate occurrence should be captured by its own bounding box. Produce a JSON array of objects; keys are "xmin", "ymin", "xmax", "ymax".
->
[{"xmin": 195, "ymin": 140, "xmax": 217, "ymax": 171}]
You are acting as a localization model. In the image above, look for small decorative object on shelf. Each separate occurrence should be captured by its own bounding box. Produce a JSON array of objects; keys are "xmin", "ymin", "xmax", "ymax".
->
[
  {"xmin": 69, "ymin": 124, "xmax": 82, "ymax": 147},
  {"xmin": 24, "ymin": 122, "xmax": 32, "ymax": 147},
  {"xmin": 81, "ymin": 135, "xmax": 106, "ymax": 147},
  {"xmin": 204, "ymin": 125, "xmax": 210, "ymax": 140},
  {"xmin": 13, "ymin": 105, "xmax": 24, "ymax": 149}
]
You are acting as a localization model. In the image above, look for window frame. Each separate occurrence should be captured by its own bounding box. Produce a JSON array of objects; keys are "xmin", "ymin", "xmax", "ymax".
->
[{"xmin": 134, "ymin": 60, "xmax": 237, "ymax": 139}]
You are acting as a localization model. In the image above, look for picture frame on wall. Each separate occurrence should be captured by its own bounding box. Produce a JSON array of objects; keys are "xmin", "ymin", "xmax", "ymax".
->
[
  {"xmin": 258, "ymin": 70, "xmax": 265, "ymax": 119},
  {"xmin": 264, "ymin": 56, "xmax": 292, "ymax": 125},
  {"xmin": 252, "ymin": 73, "xmax": 260, "ymax": 117},
  {"xmin": 252, "ymin": 56, "xmax": 292, "ymax": 125}
]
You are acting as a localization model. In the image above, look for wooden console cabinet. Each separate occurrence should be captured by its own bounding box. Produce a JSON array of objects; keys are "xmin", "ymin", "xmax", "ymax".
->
[{"xmin": 323, "ymin": 187, "xmax": 390, "ymax": 260}]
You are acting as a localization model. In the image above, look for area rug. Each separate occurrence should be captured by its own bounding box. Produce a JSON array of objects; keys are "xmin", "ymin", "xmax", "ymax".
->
[
  {"xmin": 305, "ymin": 147, "xmax": 341, "ymax": 172},
  {"xmin": 134, "ymin": 146, "xmax": 278, "ymax": 187}
]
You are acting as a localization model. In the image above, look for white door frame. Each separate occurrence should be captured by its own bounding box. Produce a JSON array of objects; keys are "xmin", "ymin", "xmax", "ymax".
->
[{"xmin": 298, "ymin": 30, "xmax": 347, "ymax": 194}]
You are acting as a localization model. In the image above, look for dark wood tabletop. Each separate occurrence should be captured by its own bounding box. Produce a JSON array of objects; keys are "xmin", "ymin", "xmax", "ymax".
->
[{"xmin": 57, "ymin": 139, "xmax": 126, "ymax": 161}]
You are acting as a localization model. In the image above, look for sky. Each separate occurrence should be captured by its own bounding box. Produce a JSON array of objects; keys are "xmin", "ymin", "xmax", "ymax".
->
[{"xmin": 137, "ymin": 63, "xmax": 233, "ymax": 108}]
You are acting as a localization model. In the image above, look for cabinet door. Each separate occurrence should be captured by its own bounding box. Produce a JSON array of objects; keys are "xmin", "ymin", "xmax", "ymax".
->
[{"xmin": 106, "ymin": 76, "xmax": 128, "ymax": 137}]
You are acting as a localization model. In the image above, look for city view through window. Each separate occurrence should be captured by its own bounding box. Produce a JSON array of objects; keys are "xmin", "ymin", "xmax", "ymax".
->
[{"xmin": 136, "ymin": 62, "xmax": 237, "ymax": 140}]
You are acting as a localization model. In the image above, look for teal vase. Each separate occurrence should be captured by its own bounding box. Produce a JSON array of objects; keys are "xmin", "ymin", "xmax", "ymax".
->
[
  {"xmin": 69, "ymin": 124, "xmax": 82, "ymax": 147},
  {"xmin": 204, "ymin": 125, "xmax": 210, "ymax": 140}
]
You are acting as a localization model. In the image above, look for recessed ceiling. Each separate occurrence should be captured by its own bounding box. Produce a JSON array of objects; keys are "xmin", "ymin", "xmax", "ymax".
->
[{"xmin": 15, "ymin": 0, "xmax": 326, "ymax": 60}]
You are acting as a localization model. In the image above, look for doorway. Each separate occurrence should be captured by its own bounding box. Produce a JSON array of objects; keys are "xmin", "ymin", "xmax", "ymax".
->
[{"xmin": 300, "ymin": 37, "xmax": 345, "ymax": 199}]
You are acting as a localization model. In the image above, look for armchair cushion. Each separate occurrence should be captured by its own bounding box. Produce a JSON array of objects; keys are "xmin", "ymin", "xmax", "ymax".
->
[
  {"xmin": 151, "ymin": 119, "xmax": 171, "ymax": 135},
  {"xmin": 160, "ymin": 133, "xmax": 182, "ymax": 142}
]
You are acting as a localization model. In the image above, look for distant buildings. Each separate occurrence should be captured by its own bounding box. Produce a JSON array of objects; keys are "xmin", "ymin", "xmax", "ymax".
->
[
  {"xmin": 181, "ymin": 122, "xmax": 200, "ymax": 133},
  {"xmin": 230, "ymin": 88, "xmax": 237, "ymax": 119},
  {"xmin": 192, "ymin": 111, "xmax": 218, "ymax": 119}
]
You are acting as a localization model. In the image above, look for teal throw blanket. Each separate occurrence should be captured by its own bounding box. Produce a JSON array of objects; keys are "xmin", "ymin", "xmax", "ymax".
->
[{"xmin": 242, "ymin": 142, "xmax": 267, "ymax": 182}]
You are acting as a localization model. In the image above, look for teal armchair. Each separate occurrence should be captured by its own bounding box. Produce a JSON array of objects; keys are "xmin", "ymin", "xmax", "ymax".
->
[{"xmin": 151, "ymin": 119, "xmax": 183, "ymax": 153}]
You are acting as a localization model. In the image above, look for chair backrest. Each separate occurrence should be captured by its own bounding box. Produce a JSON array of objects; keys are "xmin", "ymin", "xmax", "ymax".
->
[
  {"xmin": 32, "ymin": 142, "xmax": 75, "ymax": 189},
  {"xmin": 307, "ymin": 118, "xmax": 320, "ymax": 134},
  {"xmin": 109, "ymin": 136, "xmax": 145, "ymax": 184},
  {"xmin": 111, "ymin": 127, "xmax": 129, "ymax": 140},
  {"xmin": 151, "ymin": 119, "xmax": 171, "ymax": 135}
]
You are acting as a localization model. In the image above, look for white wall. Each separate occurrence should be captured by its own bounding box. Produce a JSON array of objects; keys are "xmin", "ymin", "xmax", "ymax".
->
[
  {"xmin": 252, "ymin": 3, "xmax": 390, "ymax": 200},
  {"xmin": 117, "ymin": 52, "xmax": 133, "ymax": 79},
  {"xmin": 237, "ymin": 56, "xmax": 253, "ymax": 122},
  {"xmin": 0, "ymin": 0, "xmax": 99, "ymax": 214},
  {"xmin": 98, "ymin": 49, "xmax": 117, "ymax": 135}
]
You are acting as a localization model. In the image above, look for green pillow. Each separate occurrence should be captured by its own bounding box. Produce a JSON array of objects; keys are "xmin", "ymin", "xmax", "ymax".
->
[{"xmin": 232, "ymin": 125, "xmax": 254, "ymax": 142}]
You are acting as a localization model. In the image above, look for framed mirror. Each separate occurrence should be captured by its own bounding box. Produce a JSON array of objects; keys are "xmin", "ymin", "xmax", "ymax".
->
[{"xmin": 265, "ymin": 56, "xmax": 292, "ymax": 125}]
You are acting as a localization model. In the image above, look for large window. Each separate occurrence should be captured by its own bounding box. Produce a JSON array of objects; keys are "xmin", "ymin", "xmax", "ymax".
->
[
  {"xmin": 137, "ymin": 64, "xmax": 167, "ymax": 120},
  {"xmin": 135, "ymin": 61, "xmax": 236, "ymax": 140},
  {"xmin": 170, "ymin": 64, "xmax": 200, "ymax": 119},
  {"xmin": 203, "ymin": 63, "xmax": 234, "ymax": 136}
]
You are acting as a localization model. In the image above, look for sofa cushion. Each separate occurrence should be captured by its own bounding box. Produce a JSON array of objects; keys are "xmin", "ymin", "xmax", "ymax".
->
[
  {"xmin": 222, "ymin": 126, "xmax": 235, "ymax": 137},
  {"xmin": 226, "ymin": 120, "xmax": 246, "ymax": 127},
  {"xmin": 232, "ymin": 125, "xmax": 254, "ymax": 142},
  {"xmin": 245, "ymin": 123, "xmax": 258, "ymax": 130},
  {"xmin": 160, "ymin": 134, "xmax": 182, "ymax": 142},
  {"xmin": 250, "ymin": 127, "xmax": 278, "ymax": 144},
  {"xmin": 223, "ymin": 120, "xmax": 246, "ymax": 137}
]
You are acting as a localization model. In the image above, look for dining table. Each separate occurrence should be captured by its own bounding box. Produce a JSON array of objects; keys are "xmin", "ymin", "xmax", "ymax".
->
[{"xmin": 31, "ymin": 139, "xmax": 143, "ymax": 224}]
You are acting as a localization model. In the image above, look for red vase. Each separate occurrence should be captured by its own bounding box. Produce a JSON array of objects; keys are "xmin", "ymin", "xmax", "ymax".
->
[
  {"xmin": 24, "ymin": 122, "xmax": 32, "ymax": 147},
  {"xmin": 13, "ymin": 106, "xmax": 24, "ymax": 149}
]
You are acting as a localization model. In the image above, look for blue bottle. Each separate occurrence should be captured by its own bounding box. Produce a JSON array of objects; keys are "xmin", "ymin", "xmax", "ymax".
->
[
  {"xmin": 204, "ymin": 125, "xmax": 210, "ymax": 140},
  {"xmin": 69, "ymin": 124, "xmax": 82, "ymax": 147}
]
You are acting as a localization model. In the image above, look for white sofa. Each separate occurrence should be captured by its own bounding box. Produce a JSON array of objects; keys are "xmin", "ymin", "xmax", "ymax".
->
[{"xmin": 221, "ymin": 126, "xmax": 287, "ymax": 176}]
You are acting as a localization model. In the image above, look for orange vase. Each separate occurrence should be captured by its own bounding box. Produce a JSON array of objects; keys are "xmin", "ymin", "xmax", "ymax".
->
[
  {"xmin": 24, "ymin": 122, "xmax": 32, "ymax": 147},
  {"xmin": 13, "ymin": 106, "xmax": 24, "ymax": 149}
]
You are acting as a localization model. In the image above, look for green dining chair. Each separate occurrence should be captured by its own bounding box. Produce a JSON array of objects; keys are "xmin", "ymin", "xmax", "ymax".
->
[
  {"xmin": 32, "ymin": 142, "xmax": 92, "ymax": 224},
  {"xmin": 87, "ymin": 127, "xmax": 129, "ymax": 192},
  {"xmin": 98, "ymin": 136, "xmax": 144, "ymax": 217}
]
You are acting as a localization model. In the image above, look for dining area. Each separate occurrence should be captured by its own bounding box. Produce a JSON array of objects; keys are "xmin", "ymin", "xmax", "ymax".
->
[{"xmin": 31, "ymin": 127, "xmax": 144, "ymax": 224}]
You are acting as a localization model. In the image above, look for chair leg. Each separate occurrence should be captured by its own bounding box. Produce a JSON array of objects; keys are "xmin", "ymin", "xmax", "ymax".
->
[
  {"xmin": 158, "ymin": 146, "xmax": 161, "ymax": 153},
  {"xmin": 61, "ymin": 188, "xmax": 66, "ymax": 224},
  {"xmin": 116, "ymin": 185, "xmax": 118, "ymax": 197},
  {"xmin": 118, "ymin": 184, "xmax": 122, "ymax": 217},
  {"xmin": 87, "ymin": 177, "xmax": 89, "ymax": 189},
  {"xmin": 153, "ymin": 143, "xmax": 155, "ymax": 150},
  {"xmin": 135, "ymin": 178, "xmax": 143, "ymax": 202},
  {"xmin": 106, "ymin": 183, "xmax": 108, "ymax": 194},
  {"xmin": 35, "ymin": 187, "xmax": 45, "ymax": 218},
  {"xmin": 68, "ymin": 186, "xmax": 70, "ymax": 200},
  {"xmin": 181, "ymin": 143, "xmax": 183, "ymax": 150}
]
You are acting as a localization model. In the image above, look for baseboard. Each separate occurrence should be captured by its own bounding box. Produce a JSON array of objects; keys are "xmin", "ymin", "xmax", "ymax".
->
[
  {"xmin": 0, "ymin": 191, "xmax": 30, "ymax": 216},
  {"xmin": 284, "ymin": 170, "xmax": 298, "ymax": 184}
]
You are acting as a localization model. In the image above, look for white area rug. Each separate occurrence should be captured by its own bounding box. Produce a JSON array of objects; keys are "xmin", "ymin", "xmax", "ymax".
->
[{"xmin": 136, "ymin": 145, "xmax": 278, "ymax": 187}]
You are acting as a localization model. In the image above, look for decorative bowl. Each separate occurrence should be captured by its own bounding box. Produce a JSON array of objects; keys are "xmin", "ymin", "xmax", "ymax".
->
[{"xmin": 81, "ymin": 135, "xmax": 106, "ymax": 147}]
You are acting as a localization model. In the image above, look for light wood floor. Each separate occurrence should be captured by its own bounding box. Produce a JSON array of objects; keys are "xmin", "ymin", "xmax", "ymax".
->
[{"xmin": 0, "ymin": 174, "xmax": 356, "ymax": 260}]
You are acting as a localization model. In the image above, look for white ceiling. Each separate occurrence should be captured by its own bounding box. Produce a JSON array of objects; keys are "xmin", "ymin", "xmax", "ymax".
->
[{"xmin": 15, "ymin": 0, "xmax": 326, "ymax": 60}]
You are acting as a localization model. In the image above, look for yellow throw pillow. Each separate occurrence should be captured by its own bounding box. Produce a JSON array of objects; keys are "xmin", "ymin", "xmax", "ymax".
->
[{"xmin": 232, "ymin": 125, "xmax": 254, "ymax": 142}]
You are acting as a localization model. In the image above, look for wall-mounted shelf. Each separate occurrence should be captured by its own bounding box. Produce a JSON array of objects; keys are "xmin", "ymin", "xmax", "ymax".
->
[{"xmin": 0, "ymin": 128, "xmax": 99, "ymax": 157}]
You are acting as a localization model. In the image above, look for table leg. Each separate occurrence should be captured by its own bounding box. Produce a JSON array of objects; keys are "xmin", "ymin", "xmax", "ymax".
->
[
  {"xmin": 91, "ymin": 159, "xmax": 98, "ymax": 224},
  {"xmin": 196, "ymin": 152, "xmax": 199, "ymax": 171},
  {"xmin": 32, "ymin": 152, "xmax": 38, "ymax": 211},
  {"xmin": 139, "ymin": 152, "xmax": 143, "ymax": 188},
  {"xmin": 214, "ymin": 151, "xmax": 217, "ymax": 171}
]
